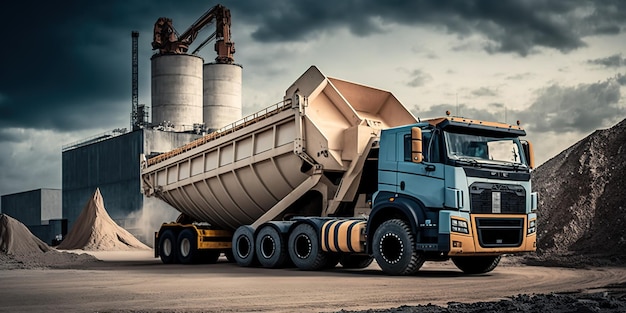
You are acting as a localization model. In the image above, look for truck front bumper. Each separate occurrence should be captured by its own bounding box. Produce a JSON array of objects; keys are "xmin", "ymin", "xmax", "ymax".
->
[{"xmin": 447, "ymin": 214, "xmax": 536, "ymax": 256}]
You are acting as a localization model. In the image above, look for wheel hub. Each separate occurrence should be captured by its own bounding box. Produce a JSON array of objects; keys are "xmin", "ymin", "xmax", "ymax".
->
[{"xmin": 380, "ymin": 233, "xmax": 404, "ymax": 264}]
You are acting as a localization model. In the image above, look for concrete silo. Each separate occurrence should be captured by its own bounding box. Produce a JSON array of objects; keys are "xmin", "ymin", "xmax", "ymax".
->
[
  {"xmin": 203, "ymin": 63, "xmax": 242, "ymax": 131},
  {"xmin": 151, "ymin": 54, "xmax": 204, "ymax": 132}
]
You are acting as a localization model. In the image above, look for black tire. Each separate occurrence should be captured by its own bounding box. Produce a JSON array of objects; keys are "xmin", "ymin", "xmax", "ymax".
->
[
  {"xmin": 340, "ymin": 255, "xmax": 374, "ymax": 269},
  {"xmin": 232, "ymin": 226, "xmax": 257, "ymax": 267},
  {"xmin": 177, "ymin": 228, "xmax": 199, "ymax": 264},
  {"xmin": 255, "ymin": 225, "xmax": 289, "ymax": 268},
  {"xmin": 372, "ymin": 219, "xmax": 424, "ymax": 275},
  {"xmin": 288, "ymin": 223, "xmax": 330, "ymax": 271},
  {"xmin": 158, "ymin": 229, "xmax": 178, "ymax": 264},
  {"xmin": 452, "ymin": 255, "xmax": 501, "ymax": 274}
]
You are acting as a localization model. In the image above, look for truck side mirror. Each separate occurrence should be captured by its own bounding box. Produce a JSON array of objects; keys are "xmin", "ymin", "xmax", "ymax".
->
[
  {"xmin": 521, "ymin": 140, "xmax": 535, "ymax": 169},
  {"xmin": 411, "ymin": 127, "xmax": 423, "ymax": 163}
]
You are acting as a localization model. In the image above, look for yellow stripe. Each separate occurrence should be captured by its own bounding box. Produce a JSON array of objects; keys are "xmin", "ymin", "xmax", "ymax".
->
[
  {"xmin": 351, "ymin": 222, "xmax": 365, "ymax": 253},
  {"xmin": 198, "ymin": 229, "xmax": 232, "ymax": 237},
  {"xmin": 337, "ymin": 221, "xmax": 352, "ymax": 252},
  {"xmin": 321, "ymin": 222, "xmax": 330, "ymax": 252},
  {"xmin": 328, "ymin": 221, "xmax": 339, "ymax": 251},
  {"xmin": 198, "ymin": 242, "xmax": 231, "ymax": 249}
]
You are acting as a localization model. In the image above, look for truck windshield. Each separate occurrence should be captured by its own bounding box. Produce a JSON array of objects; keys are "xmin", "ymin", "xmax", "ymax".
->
[{"xmin": 444, "ymin": 131, "xmax": 526, "ymax": 165}]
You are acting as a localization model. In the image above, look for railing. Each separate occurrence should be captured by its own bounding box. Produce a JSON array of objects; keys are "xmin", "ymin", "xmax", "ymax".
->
[
  {"xmin": 146, "ymin": 99, "xmax": 293, "ymax": 166},
  {"xmin": 62, "ymin": 128, "xmax": 128, "ymax": 152}
]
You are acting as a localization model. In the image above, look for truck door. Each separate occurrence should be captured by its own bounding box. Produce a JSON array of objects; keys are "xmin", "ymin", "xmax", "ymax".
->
[{"xmin": 396, "ymin": 131, "xmax": 445, "ymax": 208}]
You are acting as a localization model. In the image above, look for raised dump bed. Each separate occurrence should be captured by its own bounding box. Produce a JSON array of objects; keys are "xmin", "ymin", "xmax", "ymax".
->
[{"xmin": 141, "ymin": 66, "xmax": 416, "ymax": 230}]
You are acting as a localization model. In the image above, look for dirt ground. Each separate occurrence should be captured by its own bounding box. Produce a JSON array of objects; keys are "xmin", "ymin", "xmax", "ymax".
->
[{"xmin": 1, "ymin": 251, "xmax": 626, "ymax": 313}]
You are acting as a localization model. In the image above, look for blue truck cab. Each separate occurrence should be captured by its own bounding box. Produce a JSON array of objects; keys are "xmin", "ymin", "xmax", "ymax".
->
[{"xmin": 367, "ymin": 115, "xmax": 537, "ymax": 275}]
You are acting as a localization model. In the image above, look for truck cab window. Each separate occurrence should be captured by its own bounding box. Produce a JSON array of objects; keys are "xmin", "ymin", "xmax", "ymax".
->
[{"xmin": 444, "ymin": 131, "xmax": 525, "ymax": 165}]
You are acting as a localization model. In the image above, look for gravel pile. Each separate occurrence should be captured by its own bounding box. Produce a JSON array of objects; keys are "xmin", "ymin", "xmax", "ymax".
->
[{"xmin": 530, "ymin": 118, "xmax": 626, "ymax": 268}]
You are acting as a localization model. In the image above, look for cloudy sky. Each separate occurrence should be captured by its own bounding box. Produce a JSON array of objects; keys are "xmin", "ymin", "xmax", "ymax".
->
[{"xmin": 1, "ymin": 0, "xmax": 625, "ymax": 200}]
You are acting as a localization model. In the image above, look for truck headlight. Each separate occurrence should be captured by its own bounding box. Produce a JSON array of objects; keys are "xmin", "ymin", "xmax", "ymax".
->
[
  {"xmin": 527, "ymin": 219, "xmax": 537, "ymax": 234},
  {"xmin": 451, "ymin": 218, "xmax": 469, "ymax": 234}
]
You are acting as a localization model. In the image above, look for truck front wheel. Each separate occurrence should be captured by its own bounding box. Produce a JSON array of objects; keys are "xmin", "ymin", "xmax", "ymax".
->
[
  {"xmin": 158, "ymin": 229, "xmax": 178, "ymax": 264},
  {"xmin": 372, "ymin": 219, "xmax": 424, "ymax": 275},
  {"xmin": 452, "ymin": 255, "xmax": 501, "ymax": 274},
  {"xmin": 288, "ymin": 223, "xmax": 329, "ymax": 271}
]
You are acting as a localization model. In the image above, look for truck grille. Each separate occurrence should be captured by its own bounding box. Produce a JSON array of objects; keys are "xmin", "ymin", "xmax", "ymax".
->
[
  {"xmin": 475, "ymin": 218, "xmax": 523, "ymax": 247},
  {"xmin": 470, "ymin": 182, "xmax": 526, "ymax": 214}
]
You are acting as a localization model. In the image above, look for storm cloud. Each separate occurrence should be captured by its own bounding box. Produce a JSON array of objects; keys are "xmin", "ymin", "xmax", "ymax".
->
[
  {"xmin": 588, "ymin": 54, "xmax": 626, "ymax": 68},
  {"xmin": 233, "ymin": 0, "xmax": 626, "ymax": 56},
  {"xmin": 471, "ymin": 87, "xmax": 499, "ymax": 97},
  {"xmin": 2, "ymin": 0, "xmax": 624, "ymax": 133},
  {"xmin": 405, "ymin": 69, "xmax": 433, "ymax": 87},
  {"xmin": 517, "ymin": 79, "xmax": 624, "ymax": 133}
]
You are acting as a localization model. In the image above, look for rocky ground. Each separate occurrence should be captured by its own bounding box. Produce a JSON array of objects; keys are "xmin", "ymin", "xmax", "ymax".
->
[
  {"xmin": 0, "ymin": 250, "xmax": 99, "ymax": 270},
  {"xmin": 338, "ymin": 290, "xmax": 626, "ymax": 313}
]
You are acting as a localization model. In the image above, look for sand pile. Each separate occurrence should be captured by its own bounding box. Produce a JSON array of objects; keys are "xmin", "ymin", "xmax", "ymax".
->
[
  {"xmin": 57, "ymin": 188, "xmax": 150, "ymax": 251},
  {"xmin": 530, "ymin": 118, "xmax": 626, "ymax": 267},
  {"xmin": 0, "ymin": 214, "xmax": 98, "ymax": 269},
  {"xmin": 0, "ymin": 213, "xmax": 50, "ymax": 255}
]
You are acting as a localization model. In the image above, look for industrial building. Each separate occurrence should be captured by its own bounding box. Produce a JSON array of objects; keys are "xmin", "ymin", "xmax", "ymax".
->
[
  {"xmin": 1, "ymin": 188, "xmax": 65, "ymax": 245},
  {"xmin": 62, "ymin": 129, "xmax": 201, "ymax": 233},
  {"xmin": 61, "ymin": 4, "xmax": 243, "ymax": 241}
]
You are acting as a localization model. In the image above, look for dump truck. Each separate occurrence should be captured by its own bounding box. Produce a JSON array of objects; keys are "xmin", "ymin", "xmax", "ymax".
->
[{"xmin": 141, "ymin": 66, "xmax": 537, "ymax": 275}]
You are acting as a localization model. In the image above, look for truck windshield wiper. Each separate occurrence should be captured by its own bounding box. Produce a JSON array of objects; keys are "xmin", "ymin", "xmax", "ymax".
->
[{"xmin": 457, "ymin": 157, "xmax": 481, "ymax": 167}]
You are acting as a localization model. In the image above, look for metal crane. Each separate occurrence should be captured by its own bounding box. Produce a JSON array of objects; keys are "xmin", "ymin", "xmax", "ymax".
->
[{"xmin": 151, "ymin": 4, "xmax": 235, "ymax": 64}]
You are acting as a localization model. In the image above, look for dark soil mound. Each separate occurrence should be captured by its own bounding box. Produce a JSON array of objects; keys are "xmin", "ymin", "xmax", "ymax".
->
[{"xmin": 530, "ymin": 118, "xmax": 626, "ymax": 267}]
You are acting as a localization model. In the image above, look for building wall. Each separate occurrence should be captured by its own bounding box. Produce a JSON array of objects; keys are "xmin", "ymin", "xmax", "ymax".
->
[
  {"xmin": 1, "ymin": 188, "xmax": 63, "ymax": 245},
  {"xmin": 41, "ymin": 189, "xmax": 62, "ymax": 222},
  {"xmin": 62, "ymin": 129, "xmax": 200, "ymax": 231},
  {"xmin": 63, "ymin": 130, "xmax": 143, "ymax": 230},
  {"xmin": 1, "ymin": 189, "xmax": 43, "ymax": 225}
]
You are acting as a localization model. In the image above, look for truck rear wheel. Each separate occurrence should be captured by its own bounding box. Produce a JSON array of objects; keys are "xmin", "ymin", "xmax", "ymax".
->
[
  {"xmin": 372, "ymin": 219, "xmax": 424, "ymax": 275},
  {"xmin": 255, "ymin": 225, "xmax": 289, "ymax": 268},
  {"xmin": 177, "ymin": 228, "xmax": 199, "ymax": 264},
  {"xmin": 452, "ymin": 255, "xmax": 501, "ymax": 274},
  {"xmin": 232, "ymin": 226, "xmax": 257, "ymax": 267},
  {"xmin": 158, "ymin": 229, "xmax": 178, "ymax": 264},
  {"xmin": 288, "ymin": 223, "xmax": 329, "ymax": 271},
  {"xmin": 340, "ymin": 255, "xmax": 374, "ymax": 269}
]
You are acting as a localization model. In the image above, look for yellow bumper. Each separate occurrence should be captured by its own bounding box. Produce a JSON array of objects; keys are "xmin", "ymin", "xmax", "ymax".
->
[{"xmin": 448, "ymin": 214, "xmax": 536, "ymax": 256}]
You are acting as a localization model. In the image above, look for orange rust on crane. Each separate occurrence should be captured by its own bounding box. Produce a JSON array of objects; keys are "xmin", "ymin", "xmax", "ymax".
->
[{"xmin": 152, "ymin": 4, "xmax": 235, "ymax": 63}]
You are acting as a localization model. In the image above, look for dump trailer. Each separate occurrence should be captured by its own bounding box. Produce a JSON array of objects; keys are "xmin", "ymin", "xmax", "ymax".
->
[{"xmin": 141, "ymin": 66, "xmax": 537, "ymax": 275}]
